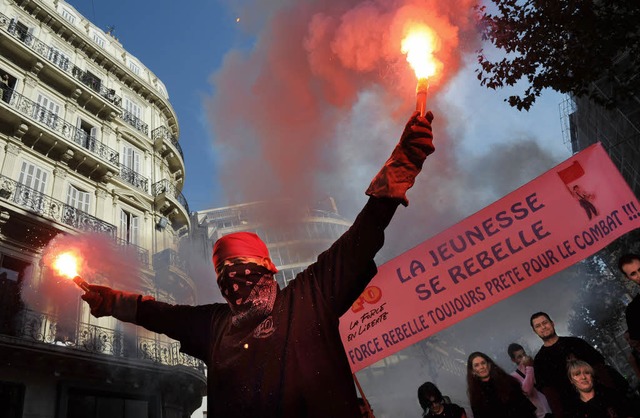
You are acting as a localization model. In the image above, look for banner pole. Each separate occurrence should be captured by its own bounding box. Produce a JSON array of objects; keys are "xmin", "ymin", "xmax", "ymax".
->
[{"xmin": 353, "ymin": 373, "xmax": 374, "ymax": 417}]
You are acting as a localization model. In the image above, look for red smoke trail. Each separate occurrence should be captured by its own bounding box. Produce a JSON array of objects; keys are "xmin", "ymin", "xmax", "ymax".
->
[
  {"xmin": 21, "ymin": 233, "xmax": 142, "ymax": 318},
  {"xmin": 207, "ymin": 0, "xmax": 480, "ymax": 213}
]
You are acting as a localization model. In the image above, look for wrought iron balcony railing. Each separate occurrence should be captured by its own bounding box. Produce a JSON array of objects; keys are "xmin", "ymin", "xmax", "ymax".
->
[
  {"xmin": 70, "ymin": 66, "xmax": 121, "ymax": 106},
  {"xmin": 118, "ymin": 164, "xmax": 149, "ymax": 193},
  {"xmin": 152, "ymin": 179, "xmax": 189, "ymax": 214},
  {"xmin": 152, "ymin": 126, "xmax": 184, "ymax": 161},
  {"xmin": 153, "ymin": 248, "xmax": 187, "ymax": 272},
  {"xmin": 7, "ymin": 308, "xmax": 205, "ymax": 374},
  {"xmin": 0, "ymin": 12, "xmax": 122, "ymax": 107},
  {"xmin": 114, "ymin": 237, "xmax": 150, "ymax": 268},
  {"xmin": 119, "ymin": 109, "xmax": 149, "ymax": 135},
  {"xmin": 0, "ymin": 175, "xmax": 117, "ymax": 236},
  {"xmin": 1, "ymin": 90, "xmax": 119, "ymax": 165}
]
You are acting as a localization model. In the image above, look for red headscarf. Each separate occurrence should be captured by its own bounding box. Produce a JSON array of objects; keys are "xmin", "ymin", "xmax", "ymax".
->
[{"xmin": 212, "ymin": 232, "xmax": 278, "ymax": 273}]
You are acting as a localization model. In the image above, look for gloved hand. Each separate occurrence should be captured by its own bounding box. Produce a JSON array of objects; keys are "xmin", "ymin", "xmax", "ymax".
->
[
  {"xmin": 366, "ymin": 111, "xmax": 434, "ymax": 206},
  {"xmin": 81, "ymin": 284, "xmax": 147, "ymax": 323}
]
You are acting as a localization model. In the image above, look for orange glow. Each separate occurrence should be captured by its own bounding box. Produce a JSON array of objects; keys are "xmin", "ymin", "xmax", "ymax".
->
[
  {"xmin": 401, "ymin": 24, "xmax": 440, "ymax": 80},
  {"xmin": 52, "ymin": 252, "xmax": 79, "ymax": 279}
]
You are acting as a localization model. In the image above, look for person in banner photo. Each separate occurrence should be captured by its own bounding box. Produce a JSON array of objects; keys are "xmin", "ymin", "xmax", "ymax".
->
[
  {"xmin": 80, "ymin": 111, "xmax": 436, "ymax": 418},
  {"xmin": 418, "ymin": 381, "xmax": 467, "ymax": 418},
  {"xmin": 530, "ymin": 312, "xmax": 628, "ymax": 418},
  {"xmin": 570, "ymin": 184, "xmax": 598, "ymax": 220},
  {"xmin": 466, "ymin": 352, "xmax": 537, "ymax": 418},
  {"xmin": 556, "ymin": 161, "xmax": 599, "ymax": 220},
  {"xmin": 565, "ymin": 360, "xmax": 637, "ymax": 418},
  {"xmin": 506, "ymin": 343, "xmax": 552, "ymax": 418}
]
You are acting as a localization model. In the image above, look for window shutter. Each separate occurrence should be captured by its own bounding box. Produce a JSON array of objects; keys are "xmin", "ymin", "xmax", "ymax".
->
[
  {"xmin": 19, "ymin": 161, "xmax": 48, "ymax": 193},
  {"xmin": 131, "ymin": 215, "xmax": 139, "ymax": 245},
  {"xmin": 120, "ymin": 209, "xmax": 127, "ymax": 241}
]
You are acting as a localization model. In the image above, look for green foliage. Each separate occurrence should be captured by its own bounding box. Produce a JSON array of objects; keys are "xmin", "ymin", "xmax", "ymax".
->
[{"xmin": 476, "ymin": 0, "xmax": 640, "ymax": 110}]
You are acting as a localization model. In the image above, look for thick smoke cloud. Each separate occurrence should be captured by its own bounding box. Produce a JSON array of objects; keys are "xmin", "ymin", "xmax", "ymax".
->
[{"xmin": 206, "ymin": 0, "xmax": 479, "ymax": 213}]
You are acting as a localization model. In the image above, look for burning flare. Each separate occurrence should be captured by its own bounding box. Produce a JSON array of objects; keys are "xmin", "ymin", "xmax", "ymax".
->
[
  {"xmin": 52, "ymin": 252, "xmax": 90, "ymax": 292},
  {"xmin": 401, "ymin": 24, "xmax": 441, "ymax": 116}
]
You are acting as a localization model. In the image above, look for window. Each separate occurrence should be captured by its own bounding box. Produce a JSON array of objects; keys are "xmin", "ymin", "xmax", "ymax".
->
[
  {"xmin": 8, "ymin": 19, "xmax": 33, "ymax": 44},
  {"xmin": 123, "ymin": 97, "xmax": 142, "ymax": 120},
  {"xmin": 92, "ymin": 32, "xmax": 106, "ymax": 48},
  {"xmin": 83, "ymin": 70, "xmax": 102, "ymax": 93},
  {"xmin": 122, "ymin": 144, "xmax": 141, "ymax": 172},
  {"xmin": 121, "ymin": 144, "xmax": 144, "ymax": 189},
  {"xmin": 60, "ymin": 8, "xmax": 76, "ymax": 24},
  {"xmin": 128, "ymin": 59, "xmax": 140, "ymax": 76},
  {"xmin": 75, "ymin": 118, "xmax": 98, "ymax": 150},
  {"xmin": 35, "ymin": 93, "xmax": 60, "ymax": 129},
  {"xmin": 48, "ymin": 44, "xmax": 71, "ymax": 71},
  {"xmin": 18, "ymin": 161, "xmax": 48, "ymax": 193},
  {"xmin": 67, "ymin": 185, "xmax": 91, "ymax": 213},
  {"xmin": 120, "ymin": 210, "xmax": 139, "ymax": 245},
  {"xmin": 18, "ymin": 161, "xmax": 48, "ymax": 213}
]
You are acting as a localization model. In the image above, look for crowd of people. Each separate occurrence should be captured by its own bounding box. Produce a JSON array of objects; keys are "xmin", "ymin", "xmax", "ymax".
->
[
  {"xmin": 418, "ymin": 311, "xmax": 638, "ymax": 417},
  {"xmin": 416, "ymin": 251, "xmax": 640, "ymax": 418}
]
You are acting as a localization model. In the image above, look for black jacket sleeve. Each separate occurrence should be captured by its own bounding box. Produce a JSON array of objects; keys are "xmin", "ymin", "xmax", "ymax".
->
[
  {"xmin": 135, "ymin": 300, "xmax": 226, "ymax": 361},
  {"xmin": 302, "ymin": 197, "xmax": 399, "ymax": 317}
]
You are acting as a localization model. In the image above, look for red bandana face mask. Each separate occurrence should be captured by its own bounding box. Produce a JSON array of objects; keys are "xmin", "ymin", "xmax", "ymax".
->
[{"xmin": 218, "ymin": 263, "xmax": 277, "ymax": 327}]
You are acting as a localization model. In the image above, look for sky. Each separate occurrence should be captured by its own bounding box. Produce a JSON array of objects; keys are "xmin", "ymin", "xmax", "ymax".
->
[{"xmin": 61, "ymin": 0, "xmax": 599, "ymax": 415}]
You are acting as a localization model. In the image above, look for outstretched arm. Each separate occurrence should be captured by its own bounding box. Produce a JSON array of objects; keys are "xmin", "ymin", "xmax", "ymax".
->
[{"xmin": 81, "ymin": 285, "xmax": 216, "ymax": 360}]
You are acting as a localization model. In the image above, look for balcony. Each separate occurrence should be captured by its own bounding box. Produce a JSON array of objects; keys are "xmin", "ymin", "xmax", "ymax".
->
[
  {"xmin": 152, "ymin": 126, "xmax": 184, "ymax": 175},
  {"xmin": 153, "ymin": 248, "xmax": 196, "ymax": 304},
  {"xmin": 114, "ymin": 237, "xmax": 150, "ymax": 269},
  {"xmin": 152, "ymin": 179, "xmax": 190, "ymax": 228},
  {"xmin": 6, "ymin": 307, "xmax": 205, "ymax": 374},
  {"xmin": 117, "ymin": 164, "xmax": 149, "ymax": 193},
  {"xmin": 0, "ymin": 90, "xmax": 119, "ymax": 180},
  {"xmin": 120, "ymin": 109, "xmax": 149, "ymax": 136},
  {"xmin": 70, "ymin": 65, "xmax": 121, "ymax": 106},
  {"xmin": 0, "ymin": 12, "xmax": 122, "ymax": 114},
  {"xmin": 0, "ymin": 175, "xmax": 116, "ymax": 236}
]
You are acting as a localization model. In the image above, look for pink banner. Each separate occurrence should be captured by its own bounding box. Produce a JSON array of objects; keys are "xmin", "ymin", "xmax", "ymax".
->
[{"xmin": 340, "ymin": 143, "xmax": 640, "ymax": 372}]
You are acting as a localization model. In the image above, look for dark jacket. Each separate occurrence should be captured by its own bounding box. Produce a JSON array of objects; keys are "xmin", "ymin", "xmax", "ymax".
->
[
  {"xmin": 626, "ymin": 294, "xmax": 640, "ymax": 341},
  {"xmin": 534, "ymin": 336, "xmax": 607, "ymax": 417},
  {"xmin": 566, "ymin": 384, "xmax": 637, "ymax": 418},
  {"xmin": 135, "ymin": 197, "xmax": 399, "ymax": 418}
]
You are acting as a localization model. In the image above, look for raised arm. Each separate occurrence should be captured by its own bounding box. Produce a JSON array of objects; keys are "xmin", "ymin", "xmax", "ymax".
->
[
  {"xmin": 305, "ymin": 111, "xmax": 435, "ymax": 316},
  {"xmin": 520, "ymin": 366, "xmax": 536, "ymax": 395}
]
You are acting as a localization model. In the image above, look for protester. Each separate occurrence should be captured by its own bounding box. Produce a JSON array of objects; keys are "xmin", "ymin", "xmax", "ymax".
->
[
  {"xmin": 565, "ymin": 359, "xmax": 636, "ymax": 418},
  {"xmin": 619, "ymin": 253, "xmax": 640, "ymax": 341},
  {"xmin": 418, "ymin": 381, "xmax": 467, "ymax": 418},
  {"xmin": 81, "ymin": 111, "xmax": 436, "ymax": 417},
  {"xmin": 466, "ymin": 352, "xmax": 536, "ymax": 418},
  {"xmin": 507, "ymin": 343, "xmax": 552, "ymax": 418},
  {"xmin": 530, "ymin": 312, "xmax": 626, "ymax": 418}
]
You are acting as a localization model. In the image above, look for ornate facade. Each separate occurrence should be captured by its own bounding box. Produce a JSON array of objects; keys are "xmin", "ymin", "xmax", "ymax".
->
[{"xmin": 0, "ymin": 0, "xmax": 204, "ymax": 416}]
